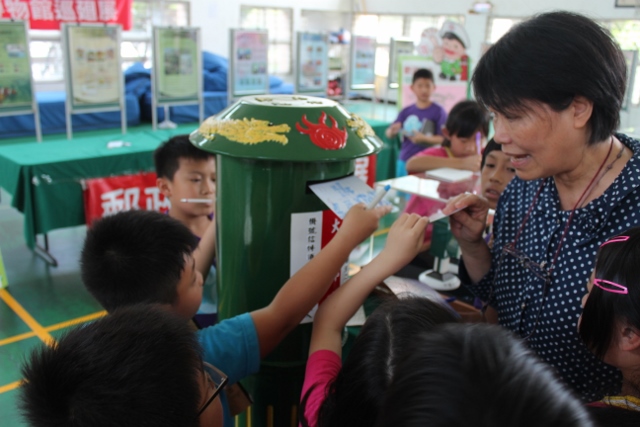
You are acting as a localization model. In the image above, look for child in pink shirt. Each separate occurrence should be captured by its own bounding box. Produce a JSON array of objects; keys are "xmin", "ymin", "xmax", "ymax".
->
[{"xmin": 404, "ymin": 100, "xmax": 489, "ymax": 244}]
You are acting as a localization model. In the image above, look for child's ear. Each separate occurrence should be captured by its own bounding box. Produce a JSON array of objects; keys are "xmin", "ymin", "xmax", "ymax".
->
[
  {"xmin": 157, "ymin": 177, "xmax": 172, "ymax": 197},
  {"xmin": 619, "ymin": 325, "xmax": 640, "ymax": 352},
  {"xmin": 441, "ymin": 128, "xmax": 451, "ymax": 139}
]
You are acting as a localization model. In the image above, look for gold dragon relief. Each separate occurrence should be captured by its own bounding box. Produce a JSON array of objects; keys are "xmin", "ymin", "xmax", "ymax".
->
[
  {"xmin": 346, "ymin": 114, "xmax": 375, "ymax": 139},
  {"xmin": 197, "ymin": 117, "xmax": 291, "ymax": 145}
]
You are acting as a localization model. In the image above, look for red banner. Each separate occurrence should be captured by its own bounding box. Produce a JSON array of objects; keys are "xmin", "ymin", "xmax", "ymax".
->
[
  {"xmin": 83, "ymin": 172, "xmax": 169, "ymax": 226},
  {"xmin": 0, "ymin": 0, "xmax": 132, "ymax": 30},
  {"xmin": 354, "ymin": 154, "xmax": 377, "ymax": 187}
]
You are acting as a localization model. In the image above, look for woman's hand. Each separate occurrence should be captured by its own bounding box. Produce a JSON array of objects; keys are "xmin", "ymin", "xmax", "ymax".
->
[
  {"xmin": 443, "ymin": 194, "xmax": 492, "ymax": 283},
  {"xmin": 443, "ymin": 193, "xmax": 489, "ymax": 248}
]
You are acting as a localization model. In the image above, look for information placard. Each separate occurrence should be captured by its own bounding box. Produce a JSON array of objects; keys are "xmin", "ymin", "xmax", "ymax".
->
[
  {"xmin": 0, "ymin": 20, "xmax": 33, "ymax": 111},
  {"xmin": 154, "ymin": 27, "xmax": 200, "ymax": 102},
  {"xmin": 388, "ymin": 38, "xmax": 414, "ymax": 88},
  {"xmin": 350, "ymin": 35, "xmax": 376, "ymax": 90},
  {"xmin": 65, "ymin": 24, "xmax": 122, "ymax": 107},
  {"xmin": 229, "ymin": 29, "xmax": 269, "ymax": 99},
  {"xmin": 296, "ymin": 32, "xmax": 328, "ymax": 94}
]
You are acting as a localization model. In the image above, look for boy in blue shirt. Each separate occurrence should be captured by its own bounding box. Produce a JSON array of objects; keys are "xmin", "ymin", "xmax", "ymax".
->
[
  {"xmin": 385, "ymin": 68, "xmax": 447, "ymax": 176},
  {"xmin": 72, "ymin": 205, "xmax": 389, "ymax": 426},
  {"xmin": 155, "ymin": 135, "xmax": 218, "ymax": 326}
]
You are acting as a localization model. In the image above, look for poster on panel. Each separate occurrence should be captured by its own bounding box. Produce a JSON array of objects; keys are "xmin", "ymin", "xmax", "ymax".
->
[
  {"xmin": 388, "ymin": 38, "xmax": 414, "ymax": 88},
  {"xmin": 296, "ymin": 32, "xmax": 328, "ymax": 94},
  {"xmin": 350, "ymin": 35, "xmax": 376, "ymax": 90},
  {"xmin": 229, "ymin": 29, "xmax": 269, "ymax": 98},
  {"xmin": 397, "ymin": 56, "xmax": 467, "ymax": 113},
  {"xmin": 0, "ymin": 20, "xmax": 33, "ymax": 112},
  {"xmin": 154, "ymin": 27, "xmax": 200, "ymax": 102},
  {"xmin": 65, "ymin": 24, "xmax": 122, "ymax": 107}
]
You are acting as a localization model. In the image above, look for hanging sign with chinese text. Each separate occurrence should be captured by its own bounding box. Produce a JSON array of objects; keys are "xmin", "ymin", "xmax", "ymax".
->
[{"xmin": 0, "ymin": 0, "xmax": 132, "ymax": 30}]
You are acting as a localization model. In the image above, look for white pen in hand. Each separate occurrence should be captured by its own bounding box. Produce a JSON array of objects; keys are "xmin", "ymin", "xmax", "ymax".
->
[
  {"xmin": 180, "ymin": 198, "xmax": 213, "ymax": 204},
  {"xmin": 367, "ymin": 184, "xmax": 391, "ymax": 209}
]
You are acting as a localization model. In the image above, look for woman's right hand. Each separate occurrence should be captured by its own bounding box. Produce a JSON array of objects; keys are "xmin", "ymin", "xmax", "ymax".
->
[{"xmin": 442, "ymin": 193, "xmax": 489, "ymax": 248}]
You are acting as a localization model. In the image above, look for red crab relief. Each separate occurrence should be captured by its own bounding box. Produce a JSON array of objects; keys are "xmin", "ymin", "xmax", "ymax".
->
[{"xmin": 296, "ymin": 112, "xmax": 348, "ymax": 150}]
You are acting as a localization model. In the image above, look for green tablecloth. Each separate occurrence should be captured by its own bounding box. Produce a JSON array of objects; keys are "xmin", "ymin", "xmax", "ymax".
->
[
  {"xmin": 0, "ymin": 119, "xmax": 395, "ymax": 251},
  {"xmin": 367, "ymin": 118, "xmax": 397, "ymax": 182},
  {"xmin": 0, "ymin": 129, "xmax": 185, "ymax": 249}
]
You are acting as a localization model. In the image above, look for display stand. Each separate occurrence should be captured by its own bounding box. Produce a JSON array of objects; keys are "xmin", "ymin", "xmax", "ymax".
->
[
  {"xmin": 385, "ymin": 38, "xmax": 414, "ymax": 120},
  {"xmin": 0, "ymin": 20, "xmax": 41, "ymax": 142},
  {"xmin": 346, "ymin": 35, "xmax": 377, "ymax": 118},
  {"xmin": 151, "ymin": 27, "xmax": 202, "ymax": 130},
  {"xmin": 295, "ymin": 32, "xmax": 329, "ymax": 96},
  {"xmin": 63, "ymin": 24, "xmax": 126, "ymax": 140},
  {"xmin": 228, "ymin": 29, "xmax": 269, "ymax": 105}
]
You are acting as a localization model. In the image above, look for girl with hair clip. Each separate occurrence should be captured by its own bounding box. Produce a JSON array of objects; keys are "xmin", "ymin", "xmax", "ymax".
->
[
  {"xmin": 299, "ymin": 214, "xmax": 459, "ymax": 427},
  {"xmin": 579, "ymin": 228, "xmax": 640, "ymax": 425}
]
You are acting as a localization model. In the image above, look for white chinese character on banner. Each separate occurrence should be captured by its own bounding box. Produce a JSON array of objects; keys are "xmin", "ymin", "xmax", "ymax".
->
[
  {"xmin": 144, "ymin": 187, "xmax": 171, "ymax": 212},
  {"xmin": 332, "ymin": 218, "xmax": 341, "ymax": 234},
  {"xmin": 5, "ymin": 0, "xmax": 31, "ymax": 20},
  {"xmin": 54, "ymin": 0, "xmax": 77, "ymax": 20},
  {"xmin": 100, "ymin": 188, "xmax": 141, "ymax": 216},
  {"xmin": 30, "ymin": 0, "xmax": 55, "ymax": 20},
  {"xmin": 76, "ymin": 0, "xmax": 98, "ymax": 21},
  {"xmin": 355, "ymin": 157, "xmax": 369, "ymax": 184},
  {"xmin": 97, "ymin": 0, "xmax": 116, "ymax": 21}
]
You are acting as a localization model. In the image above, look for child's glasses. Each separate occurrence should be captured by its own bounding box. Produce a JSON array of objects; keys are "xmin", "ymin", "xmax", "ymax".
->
[
  {"xmin": 197, "ymin": 362, "xmax": 229, "ymax": 417},
  {"xmin": 592, "ymin": 279, "xmax": 628, "ymax": 295}
]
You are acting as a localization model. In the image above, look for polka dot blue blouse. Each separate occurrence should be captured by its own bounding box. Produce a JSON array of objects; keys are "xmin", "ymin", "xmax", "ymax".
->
[{"xmin": 467, "ymin": 134, "xmax": 640, "ymax": 401}]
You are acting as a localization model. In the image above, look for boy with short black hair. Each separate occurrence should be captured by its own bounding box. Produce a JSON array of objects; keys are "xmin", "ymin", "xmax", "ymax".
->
[
  {"xmin": 385, "ymin": 68, "xmax": 447, "ymax": 176},
  {"xmin": 154, "ymin": 135, "xmax": 218, "ymax": 325},
  {"xmin": 79, "ymin": 205, "xmax": 389, "ymax": 426},
  {"xmin": 20, "ymin": 305, "xmax": 221, "ymax": 427}
]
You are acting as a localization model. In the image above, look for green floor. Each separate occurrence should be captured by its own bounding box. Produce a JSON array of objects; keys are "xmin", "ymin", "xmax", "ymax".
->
[{"xmin": 0, "ymin": 101, "xmax": 399, "ymax": 425}]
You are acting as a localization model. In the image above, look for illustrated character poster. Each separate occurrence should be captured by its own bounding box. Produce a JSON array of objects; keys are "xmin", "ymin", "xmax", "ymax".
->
[{"xmin": 400, "ymin": 20, "xmax": 470, "ymax": 112}]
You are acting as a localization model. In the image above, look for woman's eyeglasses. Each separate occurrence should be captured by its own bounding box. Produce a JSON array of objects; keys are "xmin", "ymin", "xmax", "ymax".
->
[{"xmin": 197, "ymin": 362, "xmax": 229, "ymax": 417}]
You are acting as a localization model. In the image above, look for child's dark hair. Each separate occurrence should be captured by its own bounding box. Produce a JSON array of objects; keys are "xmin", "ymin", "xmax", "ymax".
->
[
  {"xmin": 579, "ymin": 227, "xmax": 640, "ymax": 359},
  {"xmin": 412, "ymin": 68, "xmax": 434, "ymax": 84},
  {"xmin": 376, "ymin": 324, "xmax": 594, "ymax": 427},
  {"xmin": 300, "ymin": 297, "xmax": 458, "ymax": 427},
  {"xmin": 442, "ymin": 100, "xmax": 490, "ymax": 147},
  {"xmin": 81, "ymin": 210, "xmax": 198, "ymax": 312},
  {"xmin": 481, "ymin": 138, "xmax": 501, "ymax": 169},
  {"xmin": 154, "ymin": 134, "xmax": 214, "ymax": 180},
  {"xmin": 20, "ymin": 305, "xmax": 203, "ymax": 427}
]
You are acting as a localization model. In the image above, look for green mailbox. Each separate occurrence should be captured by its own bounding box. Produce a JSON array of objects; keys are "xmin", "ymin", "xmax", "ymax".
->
[{"xmin": 190, "ymin": 95, "xmax": 382, "ymax": 426}]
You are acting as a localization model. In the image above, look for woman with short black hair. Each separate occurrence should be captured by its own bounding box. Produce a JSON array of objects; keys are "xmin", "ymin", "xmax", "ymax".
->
[{"xmin": 446, "ymin": 11, "xmax": 640, "ymax": 401}]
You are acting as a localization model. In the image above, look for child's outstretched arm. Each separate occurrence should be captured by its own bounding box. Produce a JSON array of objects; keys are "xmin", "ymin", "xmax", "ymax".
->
[
  {"xmin": 308, "ymin": 213, "xmax": 429, "ymax": 356},
  {"xmin": 193, "ymin": 218, "xmax": 217, "ymax": 279},
  {"xmin": 250, "ymin": 203, "xmax": 392, "ymax": 358}
]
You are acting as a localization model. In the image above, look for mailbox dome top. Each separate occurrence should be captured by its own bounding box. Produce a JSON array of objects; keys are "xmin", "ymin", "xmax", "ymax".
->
[{"xmin": 189, "ymin": 95, "xmax": 382, "ymax": 162}]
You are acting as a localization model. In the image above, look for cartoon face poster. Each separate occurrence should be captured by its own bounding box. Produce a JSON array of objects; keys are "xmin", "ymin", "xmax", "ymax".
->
[
  {"xmin": 397, "ymin": 20, "xmax": 471, "ymax": 111},
  {"xmin": 417, "ymin": 20, "xmax": 471, "ymax": 82}
]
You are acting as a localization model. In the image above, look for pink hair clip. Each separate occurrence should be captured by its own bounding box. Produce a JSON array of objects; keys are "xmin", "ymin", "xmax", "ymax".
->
[
  {"xmin": 600, "ymin": 236, "xmax": 630, "ymax": 247},
  {"xmin": 593, "ymin": 278, "xmax": 628, "ymax": 295}
]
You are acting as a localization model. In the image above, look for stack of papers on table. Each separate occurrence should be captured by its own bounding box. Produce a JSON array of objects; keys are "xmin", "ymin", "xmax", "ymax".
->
[{"xmin": 425, "ymin": 168, "xmax": 474, "ymax": 183}]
